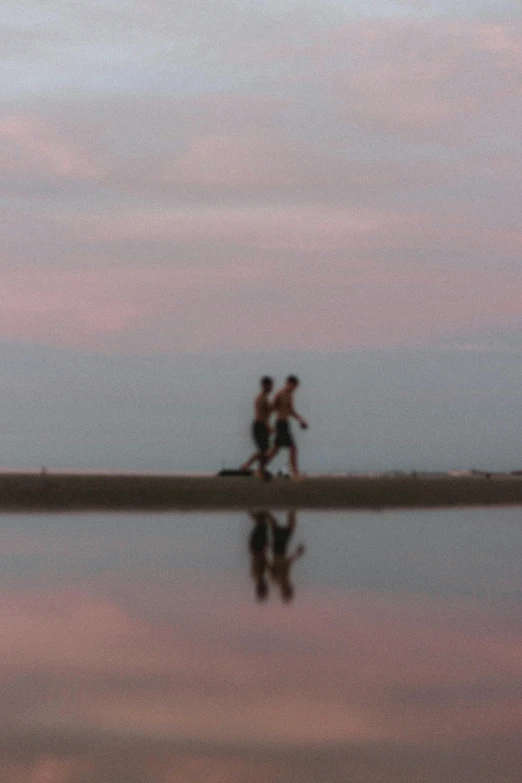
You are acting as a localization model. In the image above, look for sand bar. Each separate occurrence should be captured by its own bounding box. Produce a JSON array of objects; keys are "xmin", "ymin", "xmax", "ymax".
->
[{"xmin": 0, "ymin": 472, "xmax": 522, "ymax": 512}]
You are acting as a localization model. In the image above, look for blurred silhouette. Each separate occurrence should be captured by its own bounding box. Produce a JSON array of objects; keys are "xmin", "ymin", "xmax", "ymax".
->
[
  {"xmin": 241, "ymin": 376, "xmax": 274, "ymax": 477},
  {"xmin": 264, "ymin": 376, "xmax": 308, "ymax": 478},
  {"xmin": 248, "ymin": 511, "xmax": 270, "ymax": 601},
  {"xmin": 247, "ymin": 510, "xmax": 305, "ymax": 603},
  {"xmin": 268, "ymin": 510, "xmax": 305, "ymax": 603}
]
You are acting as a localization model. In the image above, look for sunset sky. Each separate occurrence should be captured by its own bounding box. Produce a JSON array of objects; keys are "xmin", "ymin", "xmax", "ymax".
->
[
  {"xmin": 2, "ymin": 8, "xmax": 521, "ymax": 782},
  {"xmin": 3, "ymin": 0, "xmax": 521, "ymax": 352},
  {"xmin": 1, "ymin": 0, "xmax": 521, "ymax": 470}
]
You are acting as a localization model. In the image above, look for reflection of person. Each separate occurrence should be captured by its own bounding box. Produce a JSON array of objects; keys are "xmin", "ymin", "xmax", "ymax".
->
[
  {"xmin": 241, "ymin": 376, "xmax": 274, "ymax": 476},
  {"xmin": 267, "ymin": 510, "xmax": 305, "ymax": 603},
  {"xmin": 248, "ymin": 511, "xmax": 270, "ymax": 601},
  {"xmin": 265, "ymin": 376, "xmax": 308, "ymax": 478}
]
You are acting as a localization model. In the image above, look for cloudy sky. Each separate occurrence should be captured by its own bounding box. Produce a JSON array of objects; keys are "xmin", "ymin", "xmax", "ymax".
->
[
  {"xmin": 1, "ymin": 0, "xmax": 521, "ymax": 469},
  {"xmin": 3, "ymin": 0, "xmax": 521, "ymax": 352}
]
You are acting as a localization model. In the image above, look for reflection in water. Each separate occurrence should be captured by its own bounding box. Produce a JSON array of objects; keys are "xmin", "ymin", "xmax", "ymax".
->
[
  {"xmin": 248, "ymin": 511, "xmax": 269, "ymax": 601},
  {"xmin": 248, "ymin": 511, "xmax": 305, "ymax": 603},
  {"xmin": 0, "ymin": 509, "xmax": 519, "ymax": 781}
]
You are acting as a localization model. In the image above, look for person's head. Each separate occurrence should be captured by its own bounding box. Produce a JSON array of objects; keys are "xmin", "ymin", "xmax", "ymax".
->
[
  {"xmin": 286, "ymin": 375, "xmax": 299, "ymax": 389},
  {"xmin": 261, "ymin": 376, "xmax": 273, "ymax": 392}
]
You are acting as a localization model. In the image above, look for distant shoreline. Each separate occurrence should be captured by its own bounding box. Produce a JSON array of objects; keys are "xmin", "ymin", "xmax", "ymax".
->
[{"xmin": 0, "ymin": 472, "xmax": 522, "ymax": 512}]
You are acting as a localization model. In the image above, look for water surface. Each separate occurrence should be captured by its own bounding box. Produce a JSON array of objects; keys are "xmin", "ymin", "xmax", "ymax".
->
[{"xmin": 0, "ymin": 508, "xmax": 520, "ymax": 781}]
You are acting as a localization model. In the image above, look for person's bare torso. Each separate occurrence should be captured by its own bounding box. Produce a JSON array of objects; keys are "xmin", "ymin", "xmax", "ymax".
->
[
  {"xmin": 273, "ymin": 387, "xmax": 293, "ymax": 420},
  {"xmin": 254, "ymin": 391, "xmax": 272, "ymax": 423}
]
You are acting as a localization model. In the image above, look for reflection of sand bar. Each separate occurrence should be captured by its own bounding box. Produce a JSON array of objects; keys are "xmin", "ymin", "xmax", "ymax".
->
[{"xmin": 1, "ymin": 472, "xmax": 522, "ymax": 511}]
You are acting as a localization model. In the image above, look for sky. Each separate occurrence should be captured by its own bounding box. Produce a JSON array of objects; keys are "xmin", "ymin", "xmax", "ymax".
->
[{"xmin": 1, "ymin": 0, "xmax": 522, "ymax": 470}]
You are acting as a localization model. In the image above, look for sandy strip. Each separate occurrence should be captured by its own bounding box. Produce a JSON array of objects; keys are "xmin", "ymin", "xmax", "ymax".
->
[{"xmin": 0, "ymin": 472, "xmax": 521, "ymax": 512}]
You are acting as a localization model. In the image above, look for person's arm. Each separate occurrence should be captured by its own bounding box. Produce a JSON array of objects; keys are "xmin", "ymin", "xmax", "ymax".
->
[
  {"xmin": 289, "ymin": 544, "xmax": 306, "ymax": 562},
  {"xmin": 289, "ymin": 402, "xmax": 308, "ymax": 428},
  {"xmin": 266, "ymin": 398, "xmax": 275, "ymax": 432}
]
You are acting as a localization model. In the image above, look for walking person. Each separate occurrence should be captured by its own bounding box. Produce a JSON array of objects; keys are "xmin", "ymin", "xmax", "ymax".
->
[
  {"xmin": 265, "ymin": 375, "xmax": 308, "ymax": 478},
  {"xmin": 241, "ymin": 376, "xmax": 274, "ymax": 476}
]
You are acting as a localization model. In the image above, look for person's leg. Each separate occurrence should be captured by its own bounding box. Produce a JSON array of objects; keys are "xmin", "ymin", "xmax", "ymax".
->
[
  {"xmin": 266, "ymin": 420, "xmax": 286, "ymax": 469},
  {"xmin": 258, "ymin": 447, "xmax": 270, "ymax": 470},
  {"xmin": 242, "ymin": 422, "xmax": 269, "ymax": 471},
  {"xmin": 263, "ymin": 445, "xmax": 279, "ymax": 467},
  {"xmin": 241, "ymin": 450, "xmax": 263, "ymax": 471},
  {"xmin": 289, "ymin": 444, "xmax": 299, "ymax": 476},
  {"xmin": 254, "ymin": 448, "xmax": 270, "ymax": 478}
]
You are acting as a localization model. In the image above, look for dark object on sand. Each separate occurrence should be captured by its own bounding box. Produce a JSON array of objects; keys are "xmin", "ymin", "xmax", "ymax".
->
[
  {"xmin": 218, "ymin": 469, "xmax": 253, "ymax": 477},
  {"xmin": 218, "ymin": 468, "xmax": 273, "ymax": 481}
]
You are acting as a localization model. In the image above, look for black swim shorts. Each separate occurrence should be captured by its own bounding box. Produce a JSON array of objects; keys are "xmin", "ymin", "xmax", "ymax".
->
[
  {"xmin": 275, "ymin": 419, "xmax": 294, "ymax": 448},
  {"xmin": 271, "ymin": 523, "xmax": 293, "ymax": 556},
  {"xmin": 252, "ymin": 421, "xmax": 270, "ymax": 452},
  {"xmin": 249, "ymin": 519, "xmax": 268, "ymax": 553}
]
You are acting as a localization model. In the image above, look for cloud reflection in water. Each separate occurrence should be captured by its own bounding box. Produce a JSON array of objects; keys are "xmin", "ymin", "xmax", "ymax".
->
[{"xmin": 0, "ymin": 510, "xmax": 519, "ymax": 781}]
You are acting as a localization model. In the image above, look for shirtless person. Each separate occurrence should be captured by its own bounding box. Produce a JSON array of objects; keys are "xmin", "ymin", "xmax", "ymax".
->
[
  {"xmin": 265, "ymin": 375, "xmax": 308, "ymax": 478},
  {"xmin": 241, "ymin": 376, "xmax": 274, "ymax": 475}
]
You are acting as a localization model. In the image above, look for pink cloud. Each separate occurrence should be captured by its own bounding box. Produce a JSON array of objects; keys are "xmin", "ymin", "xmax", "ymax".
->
[
  {"xmin": 0, "ymin": 114, "xmax": 102, "ymax": 181},
  {"xmin": 75, "ymin": 203, "xmax": 413, "ymax": 254},
  {"xmin": 0, "ymin": 19, "xmax": 520, "ymax": 354},
  {"xmin": 0, "ymin": 247, "xmax": 517, "ymax": 352},
  {"xmin": 0, "ymin": 265, "xmax": 138, "ymax": 341},
  {"xmin": 174, "ymin": 134, "xmax": 310, "ymax": 190},
  {"xmin": 465, "ymin": 22, "xmax": 521, "ymax": 60},
  {"xmin": 7, "ymin": 757, "xmax": 80, "ymax": 783},
  {"xmin": 0, "ymin": 206, "xmax": 519, "ymax": 350},
  {"xmin": 0, "ymin": 257, "xmax": 267, "ymax": 345},
  {"xmin": 0, "ymin": 580, "xmax": 520, "ymax": 752},
  {"xmin": 298, "ymin": 18, "xmax": 522, "ymax": 138}
]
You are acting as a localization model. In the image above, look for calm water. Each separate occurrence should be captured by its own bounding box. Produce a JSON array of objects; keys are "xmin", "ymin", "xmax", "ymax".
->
[{"xmin": 0, "ymin": 508, "xmax": 520, "ymax": 782}]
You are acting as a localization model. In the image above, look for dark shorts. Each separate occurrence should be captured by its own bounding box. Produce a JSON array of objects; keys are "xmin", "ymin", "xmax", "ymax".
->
[
  {"xmin": 275, "ymin": 419, "xmax": 294, "ymax": 448},
  {"xmin": 252, "ymin": 421, "xmax": 269, "ymax": 452},
  {"xmin": 249, "ymin": 521, "xmax": 268, "ymax": 553},
  {"xmin": 272, "ymin": 523, "xmax": 293, "ymax": 556}
]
